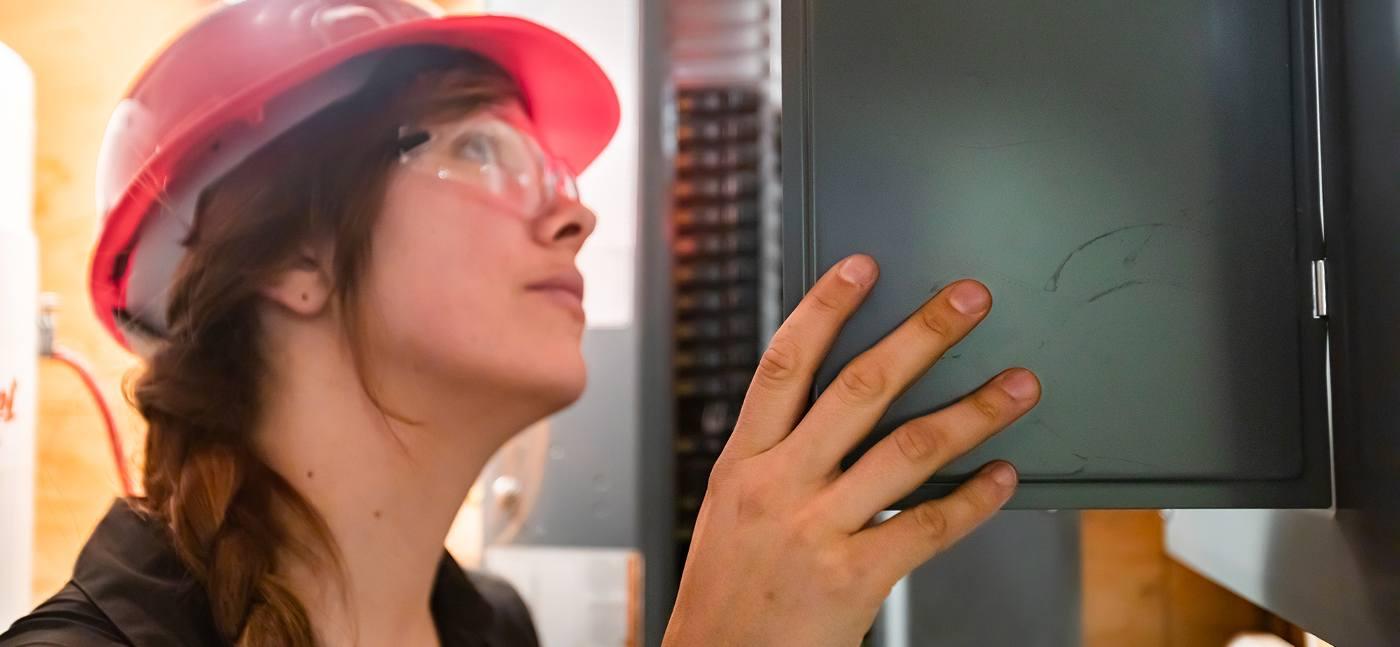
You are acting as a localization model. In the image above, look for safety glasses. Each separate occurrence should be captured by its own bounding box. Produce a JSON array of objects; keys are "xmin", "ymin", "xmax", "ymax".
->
[{"xmin": 396, "ymin": 110, "xmax": 579, "ymax": 219}]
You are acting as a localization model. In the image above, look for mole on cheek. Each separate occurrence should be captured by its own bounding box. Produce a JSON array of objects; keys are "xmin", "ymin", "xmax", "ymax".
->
[{"xmin": 373, "ymin": 510, "xmax": 383, "ymax": 520}]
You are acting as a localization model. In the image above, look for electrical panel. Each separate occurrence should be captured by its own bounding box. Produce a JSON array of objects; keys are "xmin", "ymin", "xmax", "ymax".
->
[
  {"xmin": 667, "ymin": 0, "xmax": 782, "ymax": 579},
  {"xmin": 783, "ymin": 0, "xmax": 1334, "ymax": 509}
]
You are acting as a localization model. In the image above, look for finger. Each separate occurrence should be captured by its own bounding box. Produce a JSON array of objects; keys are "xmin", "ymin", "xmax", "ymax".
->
[
  {"xmin": 853, "ymin": 461, "xmax": 1018, "ymax": 585},
  {"xmin": 722, "ymin": 255, "xmax": 879, "ymax": 459},
  {"xmin": 821, "ymin": 369, "xmax": 1040, "ymax": 530},
  {"xmin": 783, "ymin": 280, "xmax": 993, "ymax": 473}
]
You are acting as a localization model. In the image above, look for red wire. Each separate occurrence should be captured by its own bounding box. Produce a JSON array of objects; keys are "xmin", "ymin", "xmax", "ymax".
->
[{"xmin": 47, "ymin": 346, "xmax": 135, "ymax": 498}]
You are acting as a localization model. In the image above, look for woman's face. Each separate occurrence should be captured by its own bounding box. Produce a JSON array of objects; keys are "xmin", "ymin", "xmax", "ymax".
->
[{"xmin": 359, "ymin": 102, "xmax": 597, "ymax": 413}]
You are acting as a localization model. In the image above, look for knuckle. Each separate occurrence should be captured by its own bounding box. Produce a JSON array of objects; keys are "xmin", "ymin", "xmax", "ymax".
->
[
  {"xmin": 708, "ymin": 454, "xmax": 739, "ymax": 483},
  {"xmin": 807, "ymin": 288, "xmax": 845, "ymax": 314},
  {"xmin": 731, "ymin": 472, "xmax": 780, "ymax": 522},
  {"xmin": 755, "ymin": 337, "xmax": 804, "ymax": 386},
  {"xmin": 813, "ymin": 546, "xmax": 861, "ymax": 595},
  {"xmin": 969, "ymin": 479, "xmax": 1004, "ymax": 510},
  {"xmin": 917, "ymin": 305, "xmax": 955, "ymax": 340},
  {"xmin": 911, "ymin": 503, "xmax": 951, "ymax": 542},
  {"xmin": 892, "ymin": 419, "xmax": 944, "ymax": 464},
  {"xmin": 835, "ymin": 361, "xmax": 887, "ymax": 405},
  {"xmin": 969, "ymin": 391, "xmax": 1002, "ymax": 423},
  {"xmin": 791, "ymin": 509, "xmax": 826, "ymax": 548}
]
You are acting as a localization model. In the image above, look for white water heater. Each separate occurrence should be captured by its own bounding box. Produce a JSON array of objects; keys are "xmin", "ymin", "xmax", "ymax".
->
[{"xmin": 0, "ymin": 40, "xmax": 37, "ymax": 631}]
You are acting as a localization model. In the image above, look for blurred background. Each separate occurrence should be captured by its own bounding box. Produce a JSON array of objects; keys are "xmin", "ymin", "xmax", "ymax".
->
[{"xmin": 1, "ymin": 1, "xmax": 1388, "ymax": 646}]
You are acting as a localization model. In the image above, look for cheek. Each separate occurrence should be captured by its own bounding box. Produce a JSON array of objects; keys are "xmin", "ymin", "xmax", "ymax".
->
[
  {"xmin": 362, "ymin": 173, "xmax": 585, "ymax": 391},
  {"xmin": 371, "ymin": 175, "xmax": 517, "ymax": 341}
]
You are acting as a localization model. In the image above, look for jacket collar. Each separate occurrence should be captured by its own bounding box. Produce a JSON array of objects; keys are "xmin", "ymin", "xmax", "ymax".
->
[{"xmin": 72, "ymin": 499, "xmax": 495, "ymax": 647}]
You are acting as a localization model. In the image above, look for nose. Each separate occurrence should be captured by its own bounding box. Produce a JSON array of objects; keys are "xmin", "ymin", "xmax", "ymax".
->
[{"xmin": 532, "ymin": 199, "xmax": 597, "ymax": 253}]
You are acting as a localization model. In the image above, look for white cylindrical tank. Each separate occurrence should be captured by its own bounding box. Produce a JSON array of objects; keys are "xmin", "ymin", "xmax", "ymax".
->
[{"xmin": 0, "ymin": 40, "xmax": 37, "ymax": 631}]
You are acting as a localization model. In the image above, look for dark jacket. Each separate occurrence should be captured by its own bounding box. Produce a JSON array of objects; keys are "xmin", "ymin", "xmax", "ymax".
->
[{"xmin": 0, "ymin": 500, "xmax": 539, "ymax": 647}]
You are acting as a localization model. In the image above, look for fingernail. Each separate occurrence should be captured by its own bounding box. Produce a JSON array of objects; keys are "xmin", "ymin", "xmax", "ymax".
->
[
  {"xmin": 948, "ymin": 282, "xmax": 991, "ymax": 315},
  {"xmin": 1000, "ymin": 370, "xmax": 1039, "ymax": 401},
  {"xmin": 839, "ymin": 255, "xmax": 876, "ymax": 287},
  {"xmin": 989, "ymin": 462, "xmax": 1018, "ymax": 487}
]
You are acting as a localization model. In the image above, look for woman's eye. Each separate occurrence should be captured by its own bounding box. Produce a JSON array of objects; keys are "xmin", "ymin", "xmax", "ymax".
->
[{"xmin": 453, "ymin": 133, "xmax": 498, "ymax": 165}]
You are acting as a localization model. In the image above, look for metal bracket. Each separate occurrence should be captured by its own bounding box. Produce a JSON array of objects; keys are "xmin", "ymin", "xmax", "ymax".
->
[
  {"xmin": 1311, "ymin": 259, "xmax": 1328, "ymax": 319},
  {"xmin": 37, "ymin": 292, "xmax": 59, "ymax": 357}
]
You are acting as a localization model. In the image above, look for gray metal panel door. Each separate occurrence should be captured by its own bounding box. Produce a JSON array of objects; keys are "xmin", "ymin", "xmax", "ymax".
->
[
  {"xmin": 783, "ymin": 0, "xmax": 1332, "ymax": 508},
  {"xmin": 1166, "ymin": 1, "xmax": 1400, "ymax": 643}
]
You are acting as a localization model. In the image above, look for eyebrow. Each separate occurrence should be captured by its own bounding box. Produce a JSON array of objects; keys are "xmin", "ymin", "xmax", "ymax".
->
[{"xmin": 396, "ymin": 130, "xmax": 431, "ymax": 154}]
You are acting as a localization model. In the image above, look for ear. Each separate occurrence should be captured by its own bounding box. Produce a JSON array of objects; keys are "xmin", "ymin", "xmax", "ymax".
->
[{"xmin": 261, "ymin": 245, "xmax": 334, "ymax": 317}]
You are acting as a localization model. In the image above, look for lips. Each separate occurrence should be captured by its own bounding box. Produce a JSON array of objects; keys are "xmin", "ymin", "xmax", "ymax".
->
[
  {"xmin": 526, "ymin": 270, "xmax": 586, "ymax": 318},
  {"xmin": 527, "ymin": 270, "xmax": 585, "ymax": 300}
]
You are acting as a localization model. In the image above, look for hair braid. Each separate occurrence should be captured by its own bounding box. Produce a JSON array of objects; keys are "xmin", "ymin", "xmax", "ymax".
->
[{"xmin": 128, "ymin": 46, "xmax": 521, "ymax": 646}]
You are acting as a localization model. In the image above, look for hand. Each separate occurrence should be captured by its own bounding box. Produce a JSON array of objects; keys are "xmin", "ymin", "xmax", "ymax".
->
[{"xmin": 663, "ymin": 255, "xmax": 1041, "ymax": 647}]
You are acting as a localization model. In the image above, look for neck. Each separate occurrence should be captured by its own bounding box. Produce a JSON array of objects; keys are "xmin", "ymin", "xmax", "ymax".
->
[{"xmin": 254, "ymin": 332, "xmax": 540, "ymax": 646}]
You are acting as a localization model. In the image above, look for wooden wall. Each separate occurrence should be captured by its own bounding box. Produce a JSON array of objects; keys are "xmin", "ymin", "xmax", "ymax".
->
[
  {"xmin": 1082, "ymin": 510, "xmax": 1277, "ymax": 647},
  {"xmin": 0, "ymin": 0, "xmax": 208, "ymax": 602}
]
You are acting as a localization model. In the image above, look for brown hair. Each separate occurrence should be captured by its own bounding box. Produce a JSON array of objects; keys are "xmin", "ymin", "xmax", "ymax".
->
[{"xmin": 130, "ymin": 46, "xmax": 520, "ymax": 646}]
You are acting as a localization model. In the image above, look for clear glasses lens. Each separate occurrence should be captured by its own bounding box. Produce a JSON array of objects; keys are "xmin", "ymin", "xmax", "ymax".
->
[{"xmin": 397, "ymin": 113, "xmax": 578, "ymax": 218}]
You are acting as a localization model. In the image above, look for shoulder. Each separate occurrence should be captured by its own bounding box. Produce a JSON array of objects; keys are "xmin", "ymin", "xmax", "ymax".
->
[
  {"xmin": 4, "ymin": 500, "xmax": 224, "ymax": 647},
  {"xmin": 465, "ymin": 569, "xmax": 531, "ymax": 619},
  {"xmin": 465, "ymin": 570, "xmax": 540, "ymax": 647},
  {"xmin": 0, "ymin": 582, "xmax": 130, "ymax": 647},
  {"xmin": 433, "ymin": 555, "xmax": 541, "ymax": 647}
]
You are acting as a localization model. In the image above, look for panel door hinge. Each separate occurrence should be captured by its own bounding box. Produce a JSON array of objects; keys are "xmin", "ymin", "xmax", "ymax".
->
[{"xmin": 1311, "ymin": 259, "xmax": 1328, "ymax": 319}]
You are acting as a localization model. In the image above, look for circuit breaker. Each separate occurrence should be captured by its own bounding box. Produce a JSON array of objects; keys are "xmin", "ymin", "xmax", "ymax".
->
[{"xmin": 669, "ymin": 85, "xmax": 775, "ymax": 574}]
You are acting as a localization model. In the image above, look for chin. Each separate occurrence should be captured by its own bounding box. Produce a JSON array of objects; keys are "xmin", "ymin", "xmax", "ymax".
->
[
  {"xmin": 534, "ymin": 360, "xmax": 588, "ymax": 413},
  {"xmin": 515, "ymin": 341, "xmax": 587, "ymax": 406}
]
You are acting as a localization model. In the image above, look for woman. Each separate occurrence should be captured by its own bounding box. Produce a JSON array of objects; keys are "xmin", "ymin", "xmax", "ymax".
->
[{"xmin": 2, "ymin": 1, "xmax": 1041, "ymax": 646}]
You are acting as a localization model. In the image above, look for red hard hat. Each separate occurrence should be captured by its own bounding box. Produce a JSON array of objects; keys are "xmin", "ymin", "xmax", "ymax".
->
[{"xmin": 91, "ymin": 0, "xmax": 620, "ymax": 355}]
